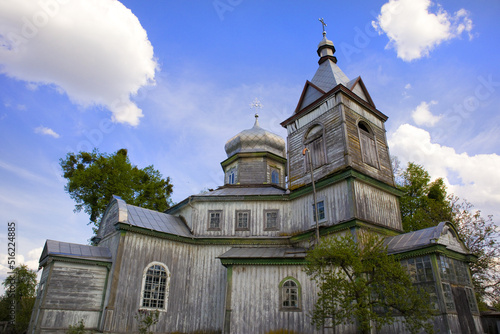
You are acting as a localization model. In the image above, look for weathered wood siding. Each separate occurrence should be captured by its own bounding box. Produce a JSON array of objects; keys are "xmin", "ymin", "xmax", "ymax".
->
[
  {"xmin": 35, "ymin": 262, "xmax": 108, "ymax": 333},
  {"xmin": 288, "ymin": 180, "xmax": 352, "ymax": 232},
  {"xmin": 354, "ymin": 180, "xmax": 402, "ymax": 230},
  {"xmin": 287, "ymin": 95, "xmax": 347, "ymax": 190},
  {"xmin": 180, "ymin": 200, "xmax": 290, "ymax": 237},
  {"xmin": 103, "ymin": 232, "xmax": 230, "ymax": 333},
  {"xmin": 229, "ymin": 264, "xmax": 357, "ymax": 334},
  {"xmin": 342, "ymin": 96, "xmax": 394, "ymax": 186}
]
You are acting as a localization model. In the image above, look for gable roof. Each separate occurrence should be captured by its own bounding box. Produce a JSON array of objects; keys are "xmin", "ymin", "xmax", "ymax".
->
[{"xmin": 385, "ymin": 221, "xmax": 470, "ymax": 256}]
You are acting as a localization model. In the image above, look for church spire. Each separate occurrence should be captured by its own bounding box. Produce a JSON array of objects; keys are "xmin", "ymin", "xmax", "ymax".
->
[{"xmin": 317, "ymin": 18, "xmax": 337, "ymax": 64}]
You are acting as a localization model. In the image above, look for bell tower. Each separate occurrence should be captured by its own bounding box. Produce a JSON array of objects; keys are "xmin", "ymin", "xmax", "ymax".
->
[{"xmin": 282, "ymin": 22, "xmax": 402, "ymax": 232}]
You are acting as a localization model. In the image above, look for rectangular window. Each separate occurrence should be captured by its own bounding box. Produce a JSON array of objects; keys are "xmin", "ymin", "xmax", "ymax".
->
[
  {"xmin": 312, "ymin": 201, "xmax": 325, "ymax": 222},
  {"xmin": 208, "ymin": 210, "xmax": 222, "ymax": 230},
  {"xmin": 465, "ymin": 287, "xmax": 479, "ymax": 313},
  {"xmin": 235, "ymin": 210, "xmax": 250, "ymax": 231},
  {"xmin": 442, "ymin": 283, "xmax": 456, "ymax": 311},
  {"xmin": 264, "ymin": 210, "xmax": 279, "ymax": 231}
]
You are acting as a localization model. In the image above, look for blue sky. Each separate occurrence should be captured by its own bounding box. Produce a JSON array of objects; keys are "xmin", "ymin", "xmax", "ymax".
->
[{"xmin": 0, "ymin": 0, "xmax": 499, "ymax": 286}]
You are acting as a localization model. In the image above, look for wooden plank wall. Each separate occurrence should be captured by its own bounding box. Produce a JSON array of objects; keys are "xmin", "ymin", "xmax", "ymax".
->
[
  {"xmin": 185, "ymin": 200, "xmax": 290, "ymax": 237},
  {"xmin": 38, "ymin": 262, "xmax": 107, "ymax": 332},
  {"xmin": 106, "ymin": 233, "xmax": 230, "ymax": 333},
  {"xmin": 342, "ymin": 100, "xmax": 394, "ymax": 187},
  {"xmin": 229, "ymin": 264, "xmax": 357, "ymax": 334},
  {"xmin": 287, "ymin": 100, "xmax": 346, "ymax": 190},
  {"xmin": 354, "ymin": 180, "xmax": 402, "ymax": 230}
]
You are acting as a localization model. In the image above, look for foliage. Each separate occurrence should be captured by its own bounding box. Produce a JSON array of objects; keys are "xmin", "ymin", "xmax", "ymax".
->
[
  {"xmin": 396, "ymin": 162, "xmax": 452, "ymax": 231},
  {"xmin": 304, "ymin": 234, "xmax": 434, "ymax": 334},
  {"xmin": 265, "ymin": 330, "xmax": 298, "ymax": 334},
  {"xmin": 60, "ymin": 148, "xmax": 174, "ymax": 235},
  {"xmin": 135, "ymin": 309, "xmax": 159, "ymax": 334},
  {"xmin": 66, "ymin": 319, "xmax": 86, "ymax": 334},
  {"xmin": 451, "ymin": 196, "xmax": 500, "ymax": 308},
  {"xmin": 0, "ymin": 264, "xmax": 38, "ymax": 334}
]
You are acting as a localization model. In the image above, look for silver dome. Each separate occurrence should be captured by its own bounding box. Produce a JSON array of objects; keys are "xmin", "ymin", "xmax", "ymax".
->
[{"xmin": 224, "ymin": 115, "xmax": 286, "ymax": 158}]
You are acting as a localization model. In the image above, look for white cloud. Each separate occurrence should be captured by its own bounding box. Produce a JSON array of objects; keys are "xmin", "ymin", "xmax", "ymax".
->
[
  {"xmin": 404, "ymin": 83, "xmax": 411, "ymax": 90},
  {"xmin": 34, "ymin": 125, "xmax": 60, "ymax": 138},
  {"xmin": 411, "ymin": 100, "xmax": 442, "ymax": 126},
  {"xmin": 372, "ymin": 0, "xmax": 473, "ymax": 61},
  {"xmin": 0, "ymin": 0, "xmax": 157, "ymax": 126},
  {"xmin": 389, "ymin": 124, "xmax": 500, "ymax": 219}
]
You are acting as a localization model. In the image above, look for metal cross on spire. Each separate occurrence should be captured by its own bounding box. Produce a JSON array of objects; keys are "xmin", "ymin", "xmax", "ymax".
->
[
  {"xmin": 250, "ymin": 98, "xmax": 263, "ymax": 110},
  {"xmin": 319, "ymin": 18, "xmax": 327, "ymax": 34}
]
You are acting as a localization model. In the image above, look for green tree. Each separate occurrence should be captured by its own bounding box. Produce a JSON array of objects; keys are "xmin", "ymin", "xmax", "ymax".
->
[
  {"xmin": 60, "ymin": 148, "xmax": 174, "ymax": 235},
  {"xmin": 451, "ymin": 196, "xmax": 500, "ymax": 308},
  {"xmin": 397, "ymin": 162, "xmax": 452, "ymax": 232},
  {"xmin": 0, "ymin": 265, "xmax": 38, "ymax": 334},
  {"xmin": 304, "ymin": 234, "xmax": 434, "ymax": 334}
]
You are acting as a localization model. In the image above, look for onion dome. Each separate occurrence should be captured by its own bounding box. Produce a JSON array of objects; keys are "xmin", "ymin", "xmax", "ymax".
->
[{"xmin": 224, "ymin": 114, "xmax": 286, "ymax": 159}]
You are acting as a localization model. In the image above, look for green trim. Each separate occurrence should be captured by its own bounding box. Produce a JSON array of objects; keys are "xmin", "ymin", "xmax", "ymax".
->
[
  {"xmin": 391, "ymin": 244, "xmax": 477, "ymax": 262},
  {"xmin": 117, "ymin": 223, "xmax": 291, "ymax": 246},
  {"xmin": 289, "ymin": 168, "xmax": 403, "ymax": 200},
  {"xmin": 289, "ymin": 219, "xmax": 401, "ymax": 243},
  {"xmin": 220, "ymin": 258, "xmax": 306, "ymax": 266},
  {"xmin": 221, "ymin": 151, "xmax": 287, "ymax": 168},
  {"xmin": 224, "ymin": 265, "xmax": 233, "ymax": 334}
]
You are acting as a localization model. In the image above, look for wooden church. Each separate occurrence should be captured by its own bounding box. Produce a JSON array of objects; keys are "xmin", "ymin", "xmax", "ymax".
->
[{"xmin": 28, "ymin": 28, "xmax": 483, "ymax": 334}]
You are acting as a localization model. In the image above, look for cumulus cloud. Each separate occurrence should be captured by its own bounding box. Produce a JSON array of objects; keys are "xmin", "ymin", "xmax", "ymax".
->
[
  {"xmin": 411, "ymin": 101, "xmax": 442, "ymax": 126},
  {"xmin": 389, "ymin": 124, "xmax": 500, "ymax": 219},
  {"xmin": 0, "ymin": 0, "xmax": 157, "ymax": 126},
  {"xmin": 372, "ymin": 0, "xmax": 473, "ymax": 61},
  {"xmin": 35, "ymin": 125, "xmax": 60, "ymax": 138}
]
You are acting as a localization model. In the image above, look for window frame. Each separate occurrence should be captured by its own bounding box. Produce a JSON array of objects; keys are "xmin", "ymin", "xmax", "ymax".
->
[
  {"xmin": 312, "ymin": 200, "xmax": 327, "ymax": 224},
  {"xmin": 279, "ymin": 276, "xmax": 302, "ymax": 312},
  {"xmin": 263, "ymin": 209, "xmax": 280, "ymax": 231},
  {"xmin": 227, "ymin": 168, "xmax": 236, "ymax": 185},
  {"xmin": 208, "ymin": 210, "xmax": 223, "ymax": 231},
  {"xmin": 140, "ymin": 262, "xmax": 170, "ymax": 312},
  {"xmin": 235, "ymin": 210, "xmax": 251, "ymax": 231},
  {"xmin": 271, "ymin": 169, "xmax": 280, "ymax": 185},
  {"xmin": 357, "ymin": 120, "xmax": 379, "ymax": 169},
  {"xmin": 303, "ymin": 124, "xmax": 327, "ymax": 171}
]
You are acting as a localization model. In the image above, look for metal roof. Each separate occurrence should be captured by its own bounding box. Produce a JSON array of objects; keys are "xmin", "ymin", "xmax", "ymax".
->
[
  {"xmin": 224, "ymin": 115, "xmax": 286, "ymax": 159},
  {"xmin": 310, "ymin": 58, "xmax": 350, "ymax": 93},
  {"xmin": 385, "ymin": 221, "xmax": 468, "ymax": 255},
  {"xmin": 196, "ymin": 186, "xmax": 287, "ymax": 197},
  {"xmin": 125, "ymin": 204, "xmax": 192, "ymax": 237},
  {"xmin": 219, "ymin": 247, "xmax": 306, "ymax": 259},
  {"xmin": 40, "ymin": 240, "xmax": 112, "ymax": 263}
]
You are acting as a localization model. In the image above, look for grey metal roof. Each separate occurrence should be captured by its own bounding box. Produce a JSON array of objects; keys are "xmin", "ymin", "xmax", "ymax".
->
[
  {"xmin": 385, "ymin": 221, "xmax": 468, "ymax": 255},
  {"xmin": 40, "ymin": 240, "xmax": 112, "ymax": 263},
  {"xmin": 125, "ymin": 204, "xmax": 192, "ymax": 237},
  {"xmin": 224, "ymin": 116, "xmax": 286, "ymax": 159},
  {"xmin": 219, "ymin": 247, "xmax": 306, "ymax": 259},
  {"xmin": 310, "ymin": 59, "xmax": 350, "ymax": 93},
  {"xmin": 197, "ymin": 186, "xmax": 287, "ymax": 197}
]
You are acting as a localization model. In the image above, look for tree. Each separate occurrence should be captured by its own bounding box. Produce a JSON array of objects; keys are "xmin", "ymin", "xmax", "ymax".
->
[
  {"xmin": 396, "ymin": 162, "xmax": 452, "ymax": 232},
  {"xmin": 60, "ymin": 148, "xmax": 174, "ymax": 235},
  {"xmin": 0, "ymin": 265, "xmax": 38, "ymax": 334},
  {"xmin": 451, "ymin": 196, "xmax": 500, "ymax": 308},
  {"xmin": 304, "ymin": 234, "xmax": 434, "ymax": 334}
]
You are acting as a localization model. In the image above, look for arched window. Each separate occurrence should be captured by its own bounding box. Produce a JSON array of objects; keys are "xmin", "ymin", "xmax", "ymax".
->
[
  {"xmin": 271, "ymin": 169, "xmax": 279, "ymax": 184},
  {"xmin": 279, "ymin": 277, "xmax": 301, "ymax": 311},
  {"xmin": 358, "ymin": 121, "xmax": 379, "ymax": 168},
  {"xmin": 141, "ymin": 262, "xmax": 170, "ymax": 310},
  {"xmin": 227, "ymin": 169, "xmax": 236, "ymax": 184},
  {"xmin": 304, "ymin": 124, "xmax": 326, "ymax": 170}
]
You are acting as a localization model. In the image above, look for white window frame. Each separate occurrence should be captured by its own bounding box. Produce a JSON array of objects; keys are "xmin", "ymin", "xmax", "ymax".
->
[
  {"xmin": 311, "ymin": 196, "xmax": 328, "ymax": 225},
  {"xmin": 208, "ymin": 210, "xmax": 223, "ymax": 231},
  {"xmin": 264, "ymin": 209, "xmax": 280, "ymax": 231},
  {"xmin": 140, "ymin": 262, "xmax": 170, "ymax": 312},
  {"xmin": 235, "ymin": 210, "xmax": 250, "ymax": 231}
]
